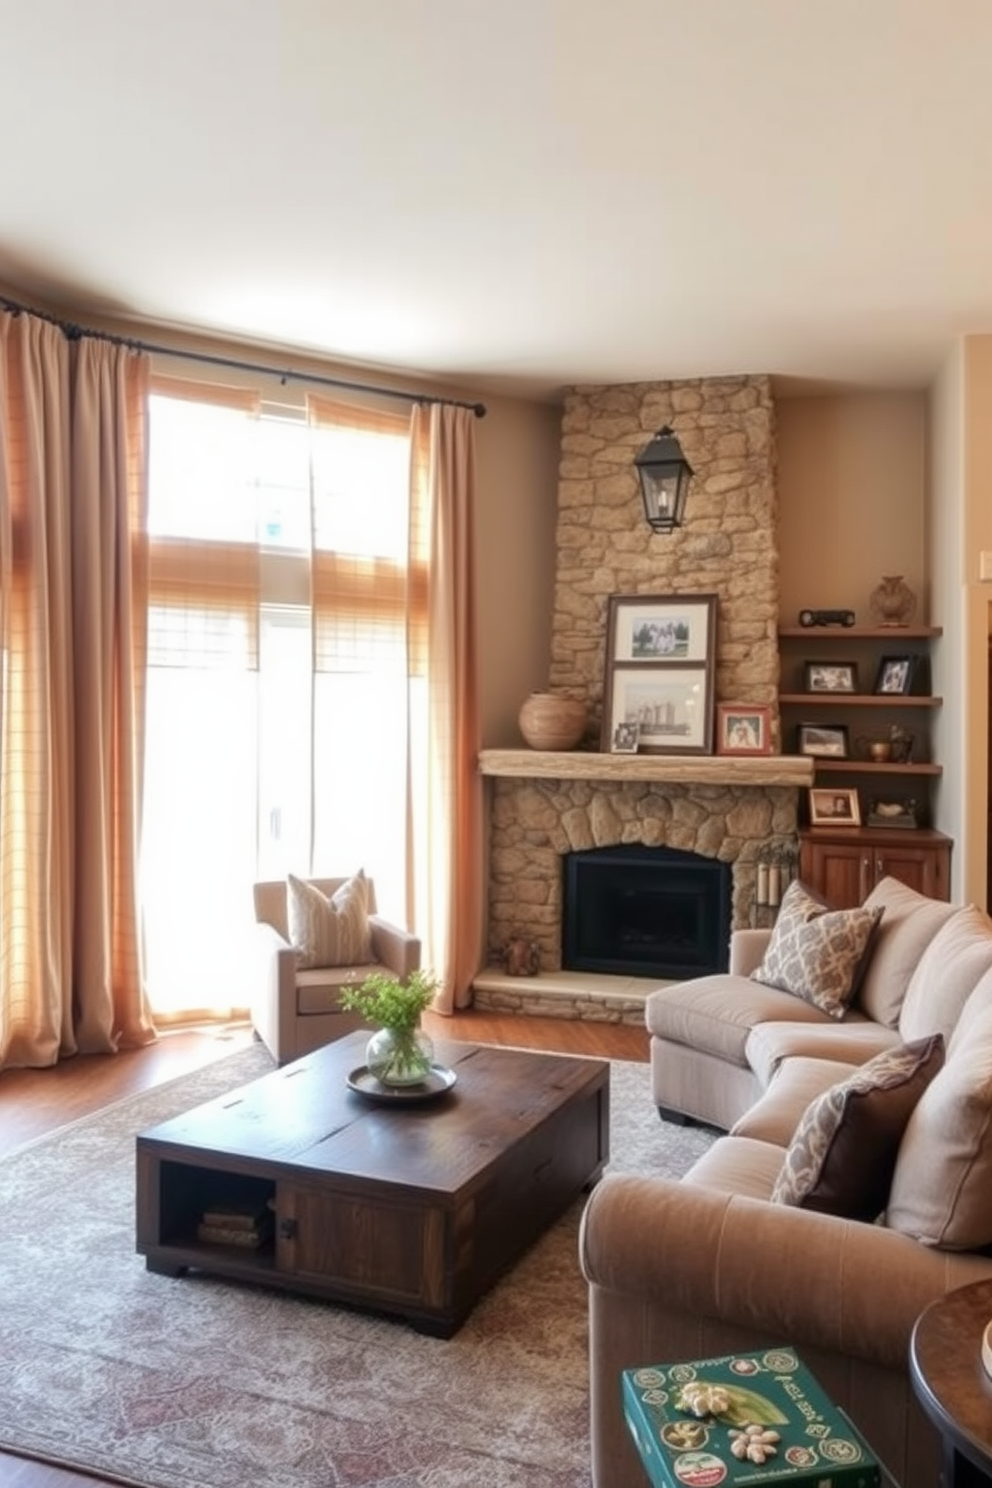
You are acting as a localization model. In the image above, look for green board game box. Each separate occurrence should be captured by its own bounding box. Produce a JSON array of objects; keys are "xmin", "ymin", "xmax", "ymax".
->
[{"xmin": 622, "ymin": 1347, "xmax": 881, "ymax": 1488}]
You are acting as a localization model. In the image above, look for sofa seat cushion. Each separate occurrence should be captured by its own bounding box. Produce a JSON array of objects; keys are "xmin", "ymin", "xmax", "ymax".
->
[
  {"xmin": 683, "ymin": 1135, "xmax": 784, "ymax": 1200},
  {"xmin": 855, "ymin": 876, "xmax": 959, "ymax": 1028},
  {"xmin": 771, "ymin": 1035, "xmax": 945, "ymax": 1222},
  {"xmin": 898, "ymin": 904, "xmax": 992, "ymax": 1045},
  {"xmin": 751, "ymin": 879, "xmax": 883, "ymax": 1018},
  {"xmin": 645, "ymin": 975, "xmax": 834, "ymax": 1068},
  {"xmin": 886, "ymin": 1007, "xmax": 992, "ymax": 1248},
  {"xmin": 296, "ymin": 963, "xmax": 383, "ymax": 1015},
  {"xmin": 746, "ymin": 1017, "xmax": 898, "ymax": 1089},
  {"xmin": 731, "ymin": 1057, "xmax": 862, "ymax": 1146}
]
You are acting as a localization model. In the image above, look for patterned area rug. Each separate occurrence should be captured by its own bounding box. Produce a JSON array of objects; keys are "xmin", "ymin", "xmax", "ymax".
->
[{"xmin": 0, "ymin": 1044, "xmax": 715, "ymax": 1488}]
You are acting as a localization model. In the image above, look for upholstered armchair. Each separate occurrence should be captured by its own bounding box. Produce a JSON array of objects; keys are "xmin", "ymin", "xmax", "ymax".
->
[{"xmin": 250, "ymin": 873, "xmax": 421, "ymax": 1064}]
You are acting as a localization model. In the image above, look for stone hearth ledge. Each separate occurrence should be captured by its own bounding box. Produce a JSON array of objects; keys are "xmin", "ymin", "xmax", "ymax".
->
[
  {"xmin": 472, "ymin": 966, "xmax": 668, "ymax": 1027},
  {"xmin": 478, "ymin": 749, "xmax": 814, "ymax": 787}
]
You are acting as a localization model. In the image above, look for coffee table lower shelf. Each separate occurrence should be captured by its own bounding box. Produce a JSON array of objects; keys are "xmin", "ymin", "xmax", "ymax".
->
[{"xmin": 136, "ymin": 1033, "xmax": 610, "ymax": 1337}]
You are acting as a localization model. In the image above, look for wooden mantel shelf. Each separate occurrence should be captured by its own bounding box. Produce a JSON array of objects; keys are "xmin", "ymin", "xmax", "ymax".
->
[{"xmin": 478, "ymin": 749, "xmax": 815, "ymax": 788}]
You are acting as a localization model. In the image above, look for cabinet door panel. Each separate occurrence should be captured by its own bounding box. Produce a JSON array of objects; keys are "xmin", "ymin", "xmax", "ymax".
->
[
  {"xmin": 874, "ymin": 844, "xmax": 950, "ymax": 901},
  {"xmin": 799, "ymin": 840, "xmax": 869, "ymax": 909}
]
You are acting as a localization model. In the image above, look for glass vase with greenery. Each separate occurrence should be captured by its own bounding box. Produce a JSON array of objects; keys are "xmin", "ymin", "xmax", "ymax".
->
[{"xmin": 340, "ymin": 968, "xmax": 438, "ymax": 1086}]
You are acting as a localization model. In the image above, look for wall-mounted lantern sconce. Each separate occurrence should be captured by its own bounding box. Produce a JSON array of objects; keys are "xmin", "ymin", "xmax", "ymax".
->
[{"xmin": 634, "ymin": 425, "xmax": 694, "ymax": 532}]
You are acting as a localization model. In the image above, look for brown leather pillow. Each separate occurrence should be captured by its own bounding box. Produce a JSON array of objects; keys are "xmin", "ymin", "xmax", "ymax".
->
[{"xmin": 771, "ymin": 1034, "xmax": 945, "ymax": 1221}]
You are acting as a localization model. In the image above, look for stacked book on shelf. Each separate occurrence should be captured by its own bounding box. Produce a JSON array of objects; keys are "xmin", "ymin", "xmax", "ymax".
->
[{"xmin": 195, "ymin": 1201, "xmax": 274, "ymax": 1249}]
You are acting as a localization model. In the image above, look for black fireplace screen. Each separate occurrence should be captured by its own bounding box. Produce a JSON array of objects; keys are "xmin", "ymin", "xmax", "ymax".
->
[{"xmin": 562, "ymin": 844, "xmax": 731, "ymax": 980}]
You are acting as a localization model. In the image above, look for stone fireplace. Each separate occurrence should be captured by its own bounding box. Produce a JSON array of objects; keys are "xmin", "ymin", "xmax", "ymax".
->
[
  {"xmin": 480, "ymin": 753, "xmax": 804, "ymax": 986},
  {"xmin": 475, "ymin": 373, "xmax": 807, "ymax": 1020}
]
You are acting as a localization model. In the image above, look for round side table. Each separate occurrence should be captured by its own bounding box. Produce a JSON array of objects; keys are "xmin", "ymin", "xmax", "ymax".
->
[{"xmin": 910, "ymin": 1280, "xmax": 992, "ymax": 1487}]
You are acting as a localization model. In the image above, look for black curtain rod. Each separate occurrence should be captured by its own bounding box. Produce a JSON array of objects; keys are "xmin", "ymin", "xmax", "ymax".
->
[{"xmin": 0, "ymin": 293, "xmax": 487, "ymax": 418}]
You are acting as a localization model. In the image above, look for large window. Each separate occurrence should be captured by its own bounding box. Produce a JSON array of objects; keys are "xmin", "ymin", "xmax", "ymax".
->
[{"xmin": 141, "ymin": 379, "xmax": 414, "ymax": 1020}]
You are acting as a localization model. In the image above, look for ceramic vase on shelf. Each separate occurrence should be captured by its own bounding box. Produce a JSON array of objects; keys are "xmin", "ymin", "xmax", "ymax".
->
[
  {"xmin": 365, "ymin": 1024, "xmax": 435, "ymax": 1087},
  {"xmin": 518, "ymin": 691, "xmax": 588, "ymax": 751},
  {"xmin": 869, "ymin": 575, "xmax": 917, "ymax": 627}
]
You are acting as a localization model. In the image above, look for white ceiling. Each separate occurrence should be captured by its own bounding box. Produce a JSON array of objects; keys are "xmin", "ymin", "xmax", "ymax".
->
[{"xmin": 3, "ymin": 0, "xmax": 992, "ymax": 400}]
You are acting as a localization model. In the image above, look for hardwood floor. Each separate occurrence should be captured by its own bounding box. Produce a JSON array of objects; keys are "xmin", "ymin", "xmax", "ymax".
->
[{"xmin": 0, "ymin": 1005, "xmax": 648, "ymax": 1488}]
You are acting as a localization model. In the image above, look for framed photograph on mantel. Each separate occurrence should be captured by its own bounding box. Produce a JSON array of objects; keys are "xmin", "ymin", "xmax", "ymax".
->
[
  {"xmin": 605, "ymin": 591, "xmax": 718, "ymax": 665},
  {"xmin": 600, "ymin": 593, "xmax": 717, "ymax": 756},
  {"xmin": 716, "ymin": 703, "xmax": 772, "ymax": 757}
]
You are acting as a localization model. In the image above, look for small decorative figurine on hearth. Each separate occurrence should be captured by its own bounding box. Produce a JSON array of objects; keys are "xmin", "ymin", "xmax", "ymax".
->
[{"xmin": 504, "ymin": 936, "xmax": 541, "ymax": 977}]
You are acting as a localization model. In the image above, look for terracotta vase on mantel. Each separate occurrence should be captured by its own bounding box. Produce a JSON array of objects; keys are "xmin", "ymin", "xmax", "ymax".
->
[{"xmin": 518, "ymin": 692, "xmax": 588, "ymax": 751}]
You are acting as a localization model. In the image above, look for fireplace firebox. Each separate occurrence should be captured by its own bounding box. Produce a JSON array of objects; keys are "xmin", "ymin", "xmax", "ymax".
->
[{"xmin": 562, "ymin": 844, "xmax": 731, "ymax": 980}]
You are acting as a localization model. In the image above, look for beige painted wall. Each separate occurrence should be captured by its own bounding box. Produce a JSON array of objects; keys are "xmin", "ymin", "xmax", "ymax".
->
[
  {"xmin": 929, "ymin": 346, "xmax": 966, "ymax": 900},
  {"xmin": 776, "ymin": 392, "xmax": 928, "ymax": 624},
  {"xmin": 961, "ymin": 338, "xmax": 992, "ymax": 905},
  {"xmin": 473, "ymin": 396, "xmax": 561, "ymax": 745}
]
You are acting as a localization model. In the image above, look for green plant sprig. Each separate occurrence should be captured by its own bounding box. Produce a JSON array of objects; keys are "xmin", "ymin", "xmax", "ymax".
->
[{"xmin": 338, "ymin": 968, "xmax": 438, "ymax": 1030}]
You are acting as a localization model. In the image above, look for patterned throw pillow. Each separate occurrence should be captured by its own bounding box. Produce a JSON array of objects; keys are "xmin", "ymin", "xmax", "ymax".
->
[
  {"xmin": 752, "ymin": 879, "xmax": 883, "ymax": 1018},
  {"xmin": 771, "ymin": 1033, "xmax": 945, "ymax": 1221},
  {"xmin": 287, "ymin": 871, "xmax": 373, "ymax": 969}
]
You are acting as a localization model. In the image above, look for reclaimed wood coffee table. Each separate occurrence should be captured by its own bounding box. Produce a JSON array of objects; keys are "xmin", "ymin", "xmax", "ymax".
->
[{"xmin": 136, "ymin": 1030, "xmax": 609, "ymax": 1336}]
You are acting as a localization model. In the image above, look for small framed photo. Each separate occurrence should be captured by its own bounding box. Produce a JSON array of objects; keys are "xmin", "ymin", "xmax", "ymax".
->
[
  {"xmin": 797, "ymin": 722, "xmax": 850, "ymax": 758},
  {"xmin": 804, "ymin": 661, "xmax": 858, "ymax": 694},
  {"xmin": 874, "ymin": 655, "xmax": 917, "ymax": 695},
  {"xmin": 611, "ymin": 720, "xmax": 640, "ymax": 754},
  {"xmin": 716, "ymin": 704, "xmax": 772, "ymax": 756},
  {"xmin": 809, "ymin": 787, "xmax": 861, "ymax": 827}
]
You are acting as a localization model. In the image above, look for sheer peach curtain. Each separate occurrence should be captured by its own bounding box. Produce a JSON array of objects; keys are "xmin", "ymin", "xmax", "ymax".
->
[
  {"xmin": 409, "ymin": 403, "xmax": 483, "ymax": 1012},
  {"xmin": 0, "ymin": 310, "xmax": 156, "ymax": 1068}
]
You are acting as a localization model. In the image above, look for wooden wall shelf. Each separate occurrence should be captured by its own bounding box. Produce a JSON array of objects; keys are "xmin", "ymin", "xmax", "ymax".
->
[
  {"xmin": 778, "ymin": 626, "xmax": 943, "ymax": 639},
  {"xmin": 810, "ymin": 760, "xmax": 941, "ymax": 776},
  {"xmin": 778, "ymin": 694, "xmax": 942, "ymax": 707}
]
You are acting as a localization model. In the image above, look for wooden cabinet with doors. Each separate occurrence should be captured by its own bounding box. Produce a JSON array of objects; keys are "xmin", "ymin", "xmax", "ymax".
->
[{"xmin": 799, "ymin": 826, "xmax": 952, "ymax": 909}]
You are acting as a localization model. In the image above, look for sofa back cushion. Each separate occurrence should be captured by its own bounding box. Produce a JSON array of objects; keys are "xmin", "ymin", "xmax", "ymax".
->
[
  {"xmin": 855, "ymin": 877, "xmax": 959, "ymax": 1028},
  {"xmin": 751, "ymin": 879, "xmax": 882, "ymax": 1019},
  {"xmin": 949, "ymin": 964, "xmax": 992, "ymax": 1055},
  {"xmin": 898, "ymin": 904, "xmax": 992, "ymax": 1045},
  {"xmin": 886, "ymin": 1006, "xmax": 992, "ymax": 1248},
  {"xmin": 771, "ymin": 1034, "xmax": 945, "ymax": 1221}
]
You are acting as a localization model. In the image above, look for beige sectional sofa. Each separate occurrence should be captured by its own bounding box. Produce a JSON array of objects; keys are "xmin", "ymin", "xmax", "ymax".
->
[{"xmin": 580, "ymin": 877, "xmax": 992, "ymax": 1488}]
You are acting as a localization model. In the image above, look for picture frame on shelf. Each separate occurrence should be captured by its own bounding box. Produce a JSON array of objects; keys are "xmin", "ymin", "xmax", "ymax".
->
[
  {"xmin": 797, "ymin": 722, "xmax": 850, "ymax": 758},
  {"xmin": 874, "ymin": 655, "xmax": 917, "ymax": 695},
  {"xmin": 602, "ymin": 665, "xmax": 713, "ymax": 755},
  {"xmin": 610, "ymin": 720, "xmax": 640, "ymax": 754},
  {"xmin": 604, "ymin": 592, "xmax": 717, "ymax": 665},
  {"xmin": 715, "ymin": 703, "xmax": 772, "ymax": 756},
  {"xmin": 809, "ymin": 786, "xmax": 861, "ymax": 827},
  {"xmin": 804, "ymin": 661, "xmax": 858, "ymax": 694}
]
